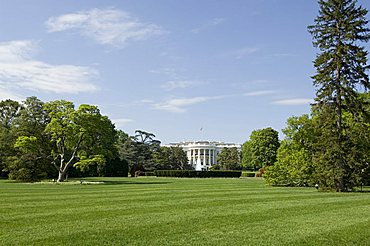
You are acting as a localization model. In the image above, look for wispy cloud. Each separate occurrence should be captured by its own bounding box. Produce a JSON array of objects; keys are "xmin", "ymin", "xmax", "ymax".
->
[
  {"xmin": 0, "ymin": 40, "xmax": 98, "ymax": 95},
  {"xmin": 112, "ymin": 118, "xmax": 134, "ymax": 128},
  {"xmin": 0, "ymin": 85, "xmax": 22, "ymax": 101},
  {"xmin": 191, "ymin": 18, "xmax": 225, "ymax": 34},
  {"xmin": 273, "ymin": 98, "xmax": 313, "ymax": 106},
  {"xmin": 161, "ymin": 80, "xmax": 204, "ymax": 91},
  {"xmin": 232, "ymin": 79, "xmax": 272, "ymax": 90},
  {"xmin": 244, "ymin": 90, "xmax": 278, "ymax": 97},
  {"xmin": 153, "ymin": 96, "xmax": 223, "ymax": 113},
  {"xmin": 46, "ymin": 8, "xmax": 164, "ymax": 48},
  {"xmin": 224, "ymin": 47, "xmax": 260, "ymax": 59},
  {"xmin": 273, "ymin": 53, "xmax": 296, "ymax": 58},
  {"xmin": 149, "ymin": 67, "xmax": 181, "ymax": 80}
]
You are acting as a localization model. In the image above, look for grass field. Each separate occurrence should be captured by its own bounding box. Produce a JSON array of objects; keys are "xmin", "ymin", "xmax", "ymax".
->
[{"xmin": 0, "ymin": 177, "xmax": 369, "ymax": 245}]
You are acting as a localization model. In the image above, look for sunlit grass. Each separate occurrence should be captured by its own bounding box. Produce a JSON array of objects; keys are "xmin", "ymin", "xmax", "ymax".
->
[{"xmin": 0, "ymin": 177, "xmax": 369, "ymax": 245}]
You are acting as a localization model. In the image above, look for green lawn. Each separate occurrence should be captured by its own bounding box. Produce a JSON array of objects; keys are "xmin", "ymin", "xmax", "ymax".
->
[{"xmin": 0, "ymin": 177, "xmax": 369, "ymax": 245}]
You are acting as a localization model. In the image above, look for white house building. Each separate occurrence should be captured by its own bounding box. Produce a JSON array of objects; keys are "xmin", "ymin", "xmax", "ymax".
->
[{"xmin": 165, "ymin": 141, "xmax": 241, "ymax": 171}]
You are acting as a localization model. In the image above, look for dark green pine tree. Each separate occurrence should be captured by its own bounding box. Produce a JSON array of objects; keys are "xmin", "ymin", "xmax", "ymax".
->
[{"xmin": 308, "ymin": 0, "xmax": 370, "ymax": 191}]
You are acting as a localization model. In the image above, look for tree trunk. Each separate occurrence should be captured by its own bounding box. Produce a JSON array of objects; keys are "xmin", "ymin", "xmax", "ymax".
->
[
  {"xmin": 57, "ymin": 170, "xmax": 66, "ymax": 182},
  {"xmin": 336, "ymin": 56, "xmax": 346, "ymax": 192}
]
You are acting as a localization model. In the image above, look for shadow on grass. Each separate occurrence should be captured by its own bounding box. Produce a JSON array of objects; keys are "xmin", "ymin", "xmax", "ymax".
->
[
  {"xmin": 354, "ymin": 189, "xmax": 370, "ymax": 193},
  {"xmin": 69, "ymin": 177, "xmax": 173, "ymax": 186},
  {"xmin": 101, "ymin": 180, "xmax": 172, "ymax": 185}
]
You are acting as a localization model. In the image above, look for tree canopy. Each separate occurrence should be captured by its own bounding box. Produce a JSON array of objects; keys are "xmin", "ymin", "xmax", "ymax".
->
[
  {"xmin": 153, "ymin": 146, "xmax": 190, "ymax": 170},
  {"xmin": 242, "ymin": 127, "xmax": 280, "ymax": 170},
  {"xmin": 43, "ymin": 101, "xmax": 117, "ymax": 182},
  {"xmin": 216, "ymin": 147, "xmax": 241, "ymax": 170},
  {"xmin": 308, "ymin": 0, "xmax": 370, "ymax": 191}
]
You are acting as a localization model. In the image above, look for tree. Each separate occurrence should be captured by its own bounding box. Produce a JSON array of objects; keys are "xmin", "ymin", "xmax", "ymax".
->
[
  {"xmin": 244, "ymin": 127, "xmax": 280, "ymax": 169},
  {"xmin": 311, "ymin": 102, "xmax": 370, "ymax": 190},
  {"xmin": 104, "ymin": 158, "xmax": 129, "ymax": 177},
  {"xmin": 119, "ymin": 130, "xmax": 161, "ymax": 176},
  {"xmin": 0, "ymin": 99, "xmax": 22, "ymax": 177},
  {"xmin": 216, "ymin": 147, "xmax": 241, "ymax": 170},
  {"xmin": 7, "ymin": 136, "xmax": 48, "ymax": 182},
  {"xmin": 44, "ymin": 101, "xmax": 116, "ymax": 182},
  {"xmin": 308, "ymin": 0, "xmax": 370, "ymax": 191},
  {"xmin": 265, "ymin": 93, "xmax": 370, "ymax": 189},
  {"xmin": 241, "ymin": 141, "xmax": 253, "ymax": 170},
  {"xmin": 153, "ymin": 146, "xmax": 190, "ymax": 170},
  {"xmin": 264, "ymin": 115, "xmax": 315, "ymax": 186},
  {"xmin": 7, "ymin": 97, "xmax": 53, "ymax": 181},
  {"xmin": 0, "ymin": 99, "xmax": 22, "ymax": 128}
]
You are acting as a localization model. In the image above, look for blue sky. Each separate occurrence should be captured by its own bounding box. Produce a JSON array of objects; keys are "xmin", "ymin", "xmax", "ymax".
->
[{"xmin": 1, "ymin": 0, "xmax": 370, "ymax": 144}]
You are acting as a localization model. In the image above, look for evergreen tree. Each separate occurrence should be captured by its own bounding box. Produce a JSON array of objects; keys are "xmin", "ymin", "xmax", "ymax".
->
[{"xmin": 308, "ymin": 0, "xmax": 370, "ymax": 191}]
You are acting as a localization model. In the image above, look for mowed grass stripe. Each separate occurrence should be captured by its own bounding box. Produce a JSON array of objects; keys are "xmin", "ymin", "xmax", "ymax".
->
[
  {"xmin": 0, "ymin": 187, "xmax": 359, "ymax": 220},
  {"xmin": 3, "ymin": 192, "xmax": 366, "ymax": 225},
  {"xmin": 1, "ymin": 177, "xmax": 369, "ymax": 245},
  {"xmin": 5, "ymin": 199, "xmax": 369, "ymax": 245}
]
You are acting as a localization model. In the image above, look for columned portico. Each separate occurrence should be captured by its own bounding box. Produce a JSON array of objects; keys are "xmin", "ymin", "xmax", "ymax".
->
[{"xmin": 165, "ymin": 141, "xmax": 241, "ymax": 171}]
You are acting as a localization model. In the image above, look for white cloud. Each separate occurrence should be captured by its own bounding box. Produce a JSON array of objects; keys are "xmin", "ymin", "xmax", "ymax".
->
[
  {"xmin": 233, "ymin": 80, "xmax": 272, "ymax": 90},
  {"xmin": 161, "ymin": 80, "xmax": 204, "ymax": 91},
  {"xmin": 244, "ymin": 90, "xmax": 278, "ymax": 97},
  {"xmin": 225, "ymin": 47, "xmax": 260, "ymax": 59},
  {"xmin": 273, "ymin": 98, "xmax": 313, "ymax": 106},
  {"xmin": 46, "ymin": 8, "xmax": 164, "ymax": 47},
  {"xmin": 245, "ymin": 79, "xmax": 270, "ymax": 85},
  {"xmin": 149, "ymin": 68, "xmax": 178, "ymax": 76},
  {"xmin": 0, "ymin": 40, "xmax": 98, "ymax": 94},
  {"xmin": 192, "ymin": 18, "xmax": 225, "ymax": 34},
  {"xmin": 153, "ymin": 96, "xmax": 223, "ymax": 113},
  {"xmin": 149, "ymin": 67, "xmax": 182, "ymax": 80},
  {"xmin": 273, "ymin": 53, "xmax": 296, "ymax": 57},
  {"xmin": 112, "ymin": 118, "xmax": 134, "ymax": 128},
  {"xmin": 0, "ymin": 85, "xmax": 23, "ymax": 101},
  {"xmin": 139, "ymin": 99, "xmax": 155, "ymax": 104}
]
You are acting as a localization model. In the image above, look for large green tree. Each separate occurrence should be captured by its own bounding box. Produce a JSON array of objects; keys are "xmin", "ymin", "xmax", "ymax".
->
[
  {"xmin": 43, "ymin": 101, "xmax": 116, "ymax": 182},
  {"xmin": 7, "ymin": 97, "xmax": 53, "ymax": 181},
  {"xmin": 264, "ymin": 115, "xmax": 315, "ymax": 186},
  {"xmin": 241, "ymin": 141, "xmax": 253, "ymax": 170},
  {"xmin": 0, "ymin": 99, "xmax": 22, "ymax": 177},
  {"xmin": 216, "ymin": 147, "xmax": 241, "ymax": 170},
  {"xmin": 242, "ymin": 127, "xmax": 280, "ymax": 169},
  {"xmin": 308, "ymin": 0, "xmax": 370, "ymax": 191},
  {"xmin": 119, "ymin": 130, "xmax": 161, "ymax": 176},
  {"xmin": 153, "ymin": 146, "xmax": 190, "ymax": 170}
]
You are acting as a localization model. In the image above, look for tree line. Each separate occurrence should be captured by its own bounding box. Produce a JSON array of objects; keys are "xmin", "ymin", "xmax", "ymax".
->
[
  {"xmin": 0, "ymin": 96, "xmax": 274, "ymax": 182},
  {"xmin": 0, "ymin": 97, "xmax": 191, "ymax": 182}
]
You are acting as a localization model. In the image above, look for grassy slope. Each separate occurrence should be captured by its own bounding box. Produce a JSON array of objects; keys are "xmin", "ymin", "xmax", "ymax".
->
[{"xmin": 0, "ymin": 177, "xmax": 369, "ymax": 246}]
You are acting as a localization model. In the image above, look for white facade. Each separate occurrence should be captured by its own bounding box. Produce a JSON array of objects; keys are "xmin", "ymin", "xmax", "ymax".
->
[{"xmin": 165, "ymin": 141, "xmax": 241, "ymax": 171}]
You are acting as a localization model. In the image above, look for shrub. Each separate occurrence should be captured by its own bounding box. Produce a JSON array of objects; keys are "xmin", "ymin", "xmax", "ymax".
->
[
  {"xmin": 145, "ymin": 172, "xmax": 155, "ymax": 176},
  {"xmin": 154, "ymin": 170, "xmax": 241, "ymax": 178},
  {"xmin": 256, "ymin": 166, "xmax": 267, "ymax": 177}
]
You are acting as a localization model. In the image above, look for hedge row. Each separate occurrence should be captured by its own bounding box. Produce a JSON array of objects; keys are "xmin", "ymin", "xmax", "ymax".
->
[
  {"xmin": 154, "ymin": 170, "xmax": 242, "ymax": 178},
  {"xmin": 240, "ymin": 172, "xmax": 257, "ymax": 178}
]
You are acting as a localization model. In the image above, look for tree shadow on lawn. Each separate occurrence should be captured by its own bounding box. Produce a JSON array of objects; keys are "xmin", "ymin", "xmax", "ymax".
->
[
  {"xmin": 86, "ymin": 179, "xmax": 173, "ymax": 186},
  {"xmin": 101, "ymin": 180, "xmax": 172, "ymax": 185}
]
